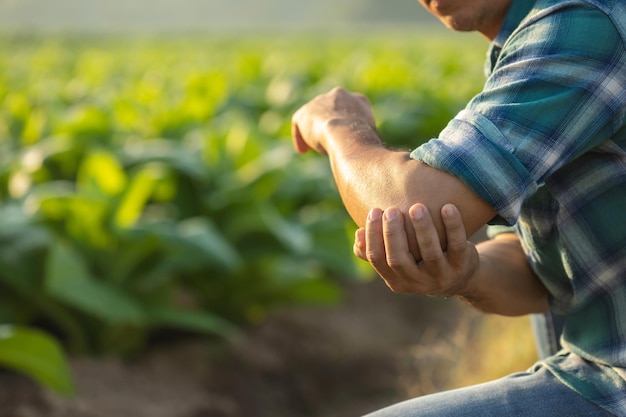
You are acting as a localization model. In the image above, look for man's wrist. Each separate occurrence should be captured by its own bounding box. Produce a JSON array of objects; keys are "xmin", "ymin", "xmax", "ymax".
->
[
  {"xmin": 323, "ymin": 118, "xmax": 382, "ymax": 156},
  {"xmin": 453, "ymin": 255, "xmax": 484, "ymax": 307}
]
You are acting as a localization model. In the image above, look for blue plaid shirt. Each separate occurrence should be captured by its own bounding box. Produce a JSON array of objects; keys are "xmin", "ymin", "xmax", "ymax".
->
[{"xmin": 412, "ymin": 0, "xmax": 626, "ymax": 414}]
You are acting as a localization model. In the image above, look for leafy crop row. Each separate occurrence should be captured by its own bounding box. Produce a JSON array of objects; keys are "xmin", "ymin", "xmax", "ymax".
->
[{"xmin": 0, "ymin": 32, "xmax": 485, "ymax": 392}]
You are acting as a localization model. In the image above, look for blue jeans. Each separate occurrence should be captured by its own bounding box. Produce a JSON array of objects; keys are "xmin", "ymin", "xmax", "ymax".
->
[
  {"xmin": 364, "ymin": 311, "xmax": 615, "ymax": 416},
  {"xmin": 363, "ymin": 366, "xmax": 614, "ymax": 416}
]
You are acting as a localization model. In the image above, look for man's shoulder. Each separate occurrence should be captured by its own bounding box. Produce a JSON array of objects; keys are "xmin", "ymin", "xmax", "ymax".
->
[
  {"xmin": 504, "ymin": 0, "xmax": 625, "ymax": 56},
  {"xmin": 533, "ymin": 0, "xmax": 621, "ymax": 11},
  {"xmin": 527, "ymin": 0, "xmax": 626, "ymax": 39},
  {"xmin": 581, "ymin": 0, "xmax": 626, "ymax": 39}
]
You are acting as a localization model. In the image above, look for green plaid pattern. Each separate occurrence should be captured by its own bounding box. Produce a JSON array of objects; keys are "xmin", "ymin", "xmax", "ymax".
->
[{"xmin": 412, "ymin": 0, "xmax": 626, "ymax": 414}]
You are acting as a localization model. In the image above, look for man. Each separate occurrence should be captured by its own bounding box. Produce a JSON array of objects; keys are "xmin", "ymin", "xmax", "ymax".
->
[{"xmin": 291, "ymin": 0, "xmax": 626, "ymax": 415}]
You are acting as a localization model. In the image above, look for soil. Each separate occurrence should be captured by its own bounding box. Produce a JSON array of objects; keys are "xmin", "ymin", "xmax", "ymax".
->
[{"xmin": 0, "ymin": 277, "xmax": 534, "ymax": 417}]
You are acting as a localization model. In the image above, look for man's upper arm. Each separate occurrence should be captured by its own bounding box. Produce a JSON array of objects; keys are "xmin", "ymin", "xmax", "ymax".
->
[{"xmin": 410, "ymin": 4, "xmax": 625, "ymax": 225}]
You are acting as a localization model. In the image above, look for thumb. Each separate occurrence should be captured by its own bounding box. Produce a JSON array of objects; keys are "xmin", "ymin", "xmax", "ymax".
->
[
  {"xmin": 291, "ymin": 113, "xmax": 311, "ymax": 154},
  {"xmin": 353, "ymin": 228, "xmax": 367, "ymax": 260}
]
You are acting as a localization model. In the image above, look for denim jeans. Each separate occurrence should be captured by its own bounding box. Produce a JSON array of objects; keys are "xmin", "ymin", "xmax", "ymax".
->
[
  {"xmin": 364, "ymin": 311, "xmax": 615, "ymax": 416},
  {"xmin": 363, "ymin": 366, "xmax": 614, "ymax": 416}
]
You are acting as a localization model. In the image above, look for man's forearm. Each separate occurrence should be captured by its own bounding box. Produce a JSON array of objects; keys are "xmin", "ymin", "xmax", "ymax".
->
[
  {"xmin": 459, "ymin": 234, "xmax": 550, "ymax": 316},
  {"xmin": 292, "ymin": 87, "xmax": 496, "ymax": 258},
  {"xmin": 325, "ymin": 122, "xmax": 495, "ymax": 243}
]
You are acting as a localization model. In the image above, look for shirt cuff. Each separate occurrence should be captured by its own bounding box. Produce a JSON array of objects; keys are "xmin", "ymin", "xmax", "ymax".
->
[{"xmin": 410, "ymin": 110, "xmax": 538, "ymax": 225}]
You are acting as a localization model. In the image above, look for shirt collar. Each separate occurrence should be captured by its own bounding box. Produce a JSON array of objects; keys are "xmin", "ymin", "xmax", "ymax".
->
[
  {"xmin": 493, "ymin": 0, "xmax": 537, "ymax": 49},
  {"xmin": 485, "ymin": 0, "xmax": 537, "ymax": 74}
]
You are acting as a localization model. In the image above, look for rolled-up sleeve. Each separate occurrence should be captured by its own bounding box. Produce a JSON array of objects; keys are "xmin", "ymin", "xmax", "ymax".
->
[
  {"xmin": 411, "ymin": 111, "xmax": 538, "ymax": 224},
  {"xmin": 410, "ymin": 3, "xmax": 626, "ymax": 225}
]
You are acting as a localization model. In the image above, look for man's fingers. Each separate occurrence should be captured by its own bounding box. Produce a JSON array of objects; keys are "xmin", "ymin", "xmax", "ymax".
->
[
  {"xmin": 409, "ymin": 203, "xmax": 445, "ymax": 266},
  {"xmin": 366, "ymin": 207, "xmax": 408, "ymax": 292},
  {"xmin": 365, "ymin": 208, "xmax": 387, "ymax": 268},
  {"xmin": 441, "ymin": 204, "xmax": 469, "ymax": 264},
  {"xmin": 381, "ymin": 207, "xmax": 415, "ymax": 273},
  {"xmin": 353, "ymin": 228, "xmax": 367, "ymax": 260}
]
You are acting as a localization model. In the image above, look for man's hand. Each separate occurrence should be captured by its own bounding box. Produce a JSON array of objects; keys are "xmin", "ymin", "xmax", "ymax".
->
[
  {"xmin": 354, "ymin": 203, "xmax": 479, "ymax": 297},
  {"xmin": 291, "ymin": 87, "xmax": 377, "ymax": 155},
  {"xmin": 354, "ymin": 203, "xmax": 550, "ymax": 315}
]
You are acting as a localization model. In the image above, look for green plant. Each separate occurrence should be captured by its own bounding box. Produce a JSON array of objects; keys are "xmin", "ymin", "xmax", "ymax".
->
[
  {"xmin": 0, "ymin": 325, "xmax": 74, "ymax": 395},
  {"xmin": 0, "ymin": 33, "xmax": 485, "ymax": 362}
]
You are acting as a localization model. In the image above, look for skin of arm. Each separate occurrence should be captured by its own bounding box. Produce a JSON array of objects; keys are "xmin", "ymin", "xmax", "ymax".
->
[
  {"xmin": 353, "ymin": 203, "xmax": 549, "ymax": 316},
  {"xmin": 293, "ymin": 89, "xmax": 548, "ymax": 315},
  {"xmin": 291, "ymin": 87, "xmax": 496, "ymax": 256},
  {"xmin": 468, "ymin": 232, "xmax": 550, "ymax": 315}
]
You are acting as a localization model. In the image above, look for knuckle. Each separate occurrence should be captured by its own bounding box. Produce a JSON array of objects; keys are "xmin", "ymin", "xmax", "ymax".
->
[
  {"xmin": 421, "ymin": 251, "xmax": 442, "ymax": 263},
  {"xmin": 412, "ymin": 217, "xmax": 429, "ymax": 231},
  {"xmin": 419, "ymin": 234, "xmax": 437, "ymax": 247},
  {"xmin": 447, "ymin": 239, "xmax": 469, "ymax": 252},
  {"xmin": 382, "ymin": 225, "xmax": 393, "ymax": 237},
  {"xmin": 355, "ymin": 92, "xmax": 369, "ymax": 103},
  {"xmin": 366, "ymin": 249, "xmax": 385, "ymax": 266},
  {"xmin": 418, "ymin": 237, "xmax": 441, "ymax": 258},
  {"xmin": 444, "ymin": 217, "xmax": 467, "ymax": 236},
  {"xmin": 386, "ymin": 249, "xmax": 417, "ymax": 271},
  {"xmin": 386, "ymin": 255, "xmax": 406, "ymax": 270}
]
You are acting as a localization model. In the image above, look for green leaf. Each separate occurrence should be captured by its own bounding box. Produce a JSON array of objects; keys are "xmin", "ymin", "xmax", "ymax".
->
[
  {"xmin": 259, "ymin": 204, "xmax": 312, "ymax": 255},
  {"xmin": 0, "ymin": 205, "xmax": 50, "ymax": 291},
  {"xmin": 176, "ymin": 217, "xmax": 242, "ymax": 271},
  {"xmin": 0, "ymin": 325, "xmax": 75, "ymax": 396},
  {"xmin": 58, "ymin": 104, "xmax": 112, "ymax": 141},
  {"xmin": 148, "ymin": 308, "xmax": 240, "ymax": 339},
  {"xmin": 44, "ymin": 242, "xmax": 144, "ymax": 324},
  {"xmin": 77, "ymin": 150, "xmax": 127, "ymax": 196},
  {"xmin": 284, "ymin": 278, "xmax": 343, "ymax": 305},
  {"xmin": 122, "ymin": 139, "xmax": 206, "ymax": 180},
  {"xmin": 311, "ymin": 219, "xmax": 364, "ymax": 278},
  {"xmin": 114, "ymin": 164, "xmax": 162, "ymax": 228}
]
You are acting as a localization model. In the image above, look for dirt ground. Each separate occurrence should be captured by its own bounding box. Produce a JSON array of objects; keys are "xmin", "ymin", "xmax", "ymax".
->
[{"xmin": 0, "ymin": 277, "xmax": 537, "ymax": 417}]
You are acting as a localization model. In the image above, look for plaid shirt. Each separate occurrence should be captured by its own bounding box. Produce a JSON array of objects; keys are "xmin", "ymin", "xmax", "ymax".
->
[{"xmin": 412, "ymin": 0, "xmax": 626, "ymax": 414}]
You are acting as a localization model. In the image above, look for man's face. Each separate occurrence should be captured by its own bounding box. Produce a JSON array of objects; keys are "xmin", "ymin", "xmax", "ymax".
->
[{"xmin": 417, "ymin": 0, "xmax": 513, "ymax": 39}]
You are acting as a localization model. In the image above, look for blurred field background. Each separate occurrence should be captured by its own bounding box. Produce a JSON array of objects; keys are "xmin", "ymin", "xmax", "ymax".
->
[{"xmin": 0, "ymin": 1, "xmax": 538, "ymax": 416}]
